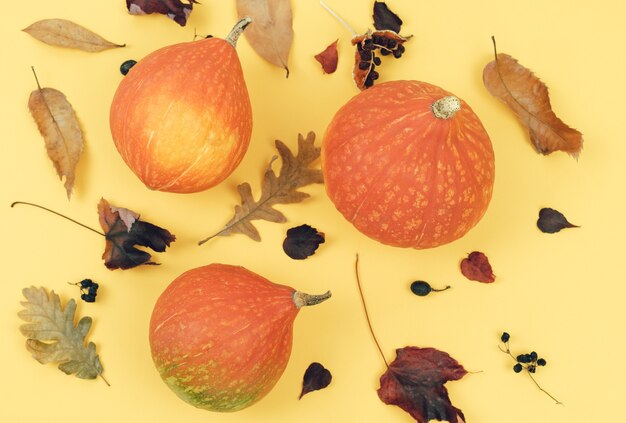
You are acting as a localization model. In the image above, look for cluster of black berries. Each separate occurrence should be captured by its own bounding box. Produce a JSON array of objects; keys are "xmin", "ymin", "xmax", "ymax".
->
[
  {"xmin": 356, "ymin": 33, "xmax": 406, "ymax": 88},
  {"xmin": 501, "ymin": 332, "xmax": 547, "ymax": 373},
  {"xmin": 74, "ymin": 279, "xmax": 99, "ymax": 303}
]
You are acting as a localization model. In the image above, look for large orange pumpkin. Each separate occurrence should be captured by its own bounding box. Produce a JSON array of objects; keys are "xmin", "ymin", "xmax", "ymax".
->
[
  {"xmin": 109, "ymin": 19, "xmax": 253, "ymax": 193},
  {"xmin": 322, "ymin": 80, "xmax": 495, "ymax": 249}
]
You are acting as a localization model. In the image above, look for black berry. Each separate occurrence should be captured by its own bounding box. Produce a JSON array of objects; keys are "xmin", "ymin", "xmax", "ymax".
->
[
  {"xmin": 359, "ymin": 61, "xmax": 371, "ymax": 70},
  {"xmin": 537, "ymin": 358, "xmax": 547, "ymax": 366},
  {"xmin": 501, "ymin": 332, "xmax": 510, "ymax": 343},
  {"xmin": 410, "ymin": 281, "xmax": 450, "ymax": 297},
  {"xmin": 120, "ymin": 60, "xmax": 137, "ymax": 76},
  {"xmin": 513, "ymin": 363, "xmax": 523, "ymax": 373},
  {"xmin": 373, "ymin": 56, "xmax": 382, "ymax": 66}
]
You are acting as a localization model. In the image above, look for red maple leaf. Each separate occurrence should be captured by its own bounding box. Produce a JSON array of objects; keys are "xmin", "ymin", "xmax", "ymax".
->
[{"xmin": 378, "ymin": 347, "xmax": 467, "ymax": 423}]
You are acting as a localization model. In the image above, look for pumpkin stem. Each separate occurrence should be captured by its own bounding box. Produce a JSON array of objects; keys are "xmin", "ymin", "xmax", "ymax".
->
[
  {"xmin": 225, "ymin": 17, "xmax": 253, "ymax": 48},
  {"xmin": 292, "ymin": 290, "xmax": 332, "ymax": 308},
  {"xmin": 432, "ymin": 96, "xmax": 461, "ymax": 119}
]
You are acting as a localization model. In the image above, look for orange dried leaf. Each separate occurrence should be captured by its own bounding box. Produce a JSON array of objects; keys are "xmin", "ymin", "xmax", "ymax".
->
[
  {"xmin": 314, "ymin": 39, "xmax": 338, "ymax": 74},
  {"xmin": 483, "ymin": 39, "xmax": 583, "ymax": 157}
]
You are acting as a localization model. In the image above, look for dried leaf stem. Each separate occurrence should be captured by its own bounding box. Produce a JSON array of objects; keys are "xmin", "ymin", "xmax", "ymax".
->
[
  {"xmin": 320, "ymin": 0, "xmax": 357, "ymax": 35},
  {"xmin": 355, "ymin": 254, "xmax": 389, "ymax": 368},
  {"xmin": 11, "ymin": 201, "xmax": 104, "ymax": 236}
]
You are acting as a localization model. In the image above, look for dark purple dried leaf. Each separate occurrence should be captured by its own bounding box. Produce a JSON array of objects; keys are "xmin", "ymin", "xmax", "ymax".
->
[
  {"xmin": 537, "ymin": 208, "xmax": 579, "ymax": 233},
  {"xmin": 373, "ymin": 1, "xmax": 403, "ymax": 33},
  {"xmin": 283, "ymin": 224, "xmax": 325, "ymax": 260},
  {"xmin": 299, "ymin": 362, "xmax": 332, "ymax": 399},
  {"xmin": 126, "ymin": 0, "xmax": 199, "ymax": 26}
]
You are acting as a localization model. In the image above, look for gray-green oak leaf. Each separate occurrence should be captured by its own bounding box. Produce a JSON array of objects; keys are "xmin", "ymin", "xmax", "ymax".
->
[{"xmin": 18, "ymin": 286, "xmax": 109, "ymax": 385}]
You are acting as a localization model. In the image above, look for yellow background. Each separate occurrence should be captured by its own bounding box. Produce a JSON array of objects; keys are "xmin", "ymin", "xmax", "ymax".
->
[{"xmin": 1, "ymin": 1, "xmax": 624, "ymax": 422}]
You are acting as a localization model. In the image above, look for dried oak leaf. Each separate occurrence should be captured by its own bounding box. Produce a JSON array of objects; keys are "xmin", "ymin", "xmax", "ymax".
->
[
  {"xmin": 299, "ymin": 362, "xmax": 332, "ymax": 399},
  {"xmin": 378, "ymin": 347, "xmax": 467, "ymax": 423},
  {"xmin": 98, "ymin": 198, "xmax": 176, "ymax": 270},
  {"xmin": 315, "ymin": 39, "xmax": 339, "ymax": 74},
  {"xmin": 18, "ymin": 286, "xmax": 108, "ymax": 385},
  {"xmin": 460, "ymin": 251, "xmax": 495, "ymax": 283},
  {"xmin": 23, "ymin": 19, "xmax": 124, "ymax": 52},
  {"xmin": 199, "ymin": 132, "xmax": 323, "ymax": 244},
  {"xmin": 28, "ymin": 68, "xmax": 84, "ymax": 199},
  {"xmin": 373, "ymin": 1, "xmax": 403, "ymax": 33},
  {"xmin": 537, "ymin": 207, "xmax": 579, "ymax": 233},
  {"xmin": 127, "ymin": 0, "xmax": 198, "ymax": 26},
  {"xmin": 283, "ymin": 224, "xmax": 325, "ymax": 260},
  {"xmin": 483, "ymin": 37, "xmax": 583, "ymax": 157},
  {"xmin": 237, "ymin": 0, "xmax": 293, "ymax": 77}
]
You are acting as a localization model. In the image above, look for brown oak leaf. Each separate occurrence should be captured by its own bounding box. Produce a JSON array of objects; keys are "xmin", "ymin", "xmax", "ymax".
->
[
  {"xmin": 199, "ymin": 132, "xmax": 323, "ymax": 244},
  {"xmin": 28, "ymin": 68, "xmax": 84, "ymax": 199},
  {"xmin": 314, "ymin": 39, "xmax": 339, "ymax": 74},
  {"xmin": 98, "ymin": 198, "xmax": 175, "ymax": 270},
  {"xmin": 237, "ymin": 0, "xmax": 293, "ymax": 77},
  {"xmin": 378, "ymin": 347, "xmax": 467, "ymax": 423},
  {"xmin": 126, "ymin": 0, "xmax": 199, "ymax": 26},
  {"xmin": 483, "ymin": 37, "xmax": 583, "ymax": 157},
  {"xmin": 460, "ymin": 251, "xmax": 495, "ymax": 283}
]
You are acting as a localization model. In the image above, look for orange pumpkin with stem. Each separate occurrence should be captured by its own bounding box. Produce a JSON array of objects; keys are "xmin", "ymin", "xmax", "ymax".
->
[
  {"xmin": 109, "ymin": 18, "xmax": 253, "ymax": 193},
  {"xmin": 322, "ymin": 80, "xmax": 495, "ymax": 249}
]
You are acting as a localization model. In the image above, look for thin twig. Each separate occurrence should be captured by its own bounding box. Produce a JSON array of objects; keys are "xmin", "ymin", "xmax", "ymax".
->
[
  {"xmin": 355, "ymin": 254, "xmax": 389, "ymax": 368},
  {"xmin": 527, "ymin": 372, "xmax": 563, "ymax": 405},
  {"xmin": 11, "ymin": 201, "xmax": 105, "ymax": 236},
  {"xmin": 320, "ymin": 0, "xmax": 357, "ymax": 36}
]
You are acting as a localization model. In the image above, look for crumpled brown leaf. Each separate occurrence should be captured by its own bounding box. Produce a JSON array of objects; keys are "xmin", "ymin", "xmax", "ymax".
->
[
  {"xmin": 378, "ymin": 347, "xmax": 467, "ymax": 423},
  {"xmin": 236, "ymin": 0, "xmax": 293, "ymax": 77},
  {"xmin": 199, "ymin": 132, "xmax": 323, "ymax": 244},
  {"xmin": 460, "ymin": 251, "xmax": 495, "ymax": 283},
  {"xmin": 483, "ymin": 37, "xmax": 583, "ymax": 157},
  {"xmin": 18, "ymin": 286, "xmax": 108, "ymax": 385},
  {"xmin": 314, "ymin": 39, "xmax": 339, "ymax": 74},
  {"xmin": 23, "ymin": 19, "xmax": 124, "ymax": 52},
  {"xmin": 126, "ymin": 0, "xmax": 199, "ymax": 26},
  {"xmin": 28, "ymin": 68, "xmax": 84, "ymax": 199},
  {"xmin": 98, "ymin": 198, "xmax": 176, "ymax": 270}
]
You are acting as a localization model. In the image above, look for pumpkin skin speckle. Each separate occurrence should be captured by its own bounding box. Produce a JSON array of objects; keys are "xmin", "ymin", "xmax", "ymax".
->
[
  {"xmin": 322, "ymin": 80, "xmax": 495, "ymax": 249},
  {"xmin": 149, "ymin": 264, "xmax": 328, "ymax": 412},
  {"xmin": 109, "ymin": 36, "xmax": 252, "ymax": 193}
]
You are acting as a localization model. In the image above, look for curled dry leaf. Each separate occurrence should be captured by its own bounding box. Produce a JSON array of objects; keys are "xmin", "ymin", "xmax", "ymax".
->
[
  {"xmin": 127, "ymin": 0, "xmax": 199, "ymax": 26},
  {"xmin": 299, "ymin": 362, "xmax": 332, "ymax": 399},
  {"xmin": 483, "ymin": 37, "xmax": 583, "ymax": 157},
  {"xmin": 283, "ymin": 224, "xmax": 325, "ymax": 260},
  {"xmin": 373, "ymin": 1, "xmax": 403, "ymax": 33},
  {"xmin": 460, "ymin": 251, "xmax": 495, "ymax": 283},
  {"xmin": 199, "ymin": 132, "xmax": 323, "ymax": 244},
  {"xmin": 28, "ymin": 68, "xmax": 83, "ymax": 199},
  {"xmin": 98, "ymin": 198, "xmax": 176, "ymax": 270},
  {"xmin": 378, "ymin": 347, "xmax": 467, "ymax": 423},
  {"xmin": 236, "ymin": 0, "xmax": 293, "ymax": 77},
  {"xmin": 18, "ymin": 286, "xmax": 109, "ymax": 385},
  {"xmin": 23, "ymin": 19, "xmax": 124, "ymax": 52},
  {"xmin": 315, "ymin": 40, "xmax": 339, "ymax": 74}
]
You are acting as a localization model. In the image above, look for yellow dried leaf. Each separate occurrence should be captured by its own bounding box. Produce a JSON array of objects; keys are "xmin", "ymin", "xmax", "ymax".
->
[
  {"xmin": 483, "ymin": 38, "xmax": 583, "ymax": 157},
  {"xmin": 236, "ymin": 0, "xmax": 293, "ymax": 77},
  {"xmin": 23, "ymin": 19, "xmax": 124, "ymax": 52},
  {"xmin": 28, "ymin": 68, "xmax": 84, "ymax": 199}
]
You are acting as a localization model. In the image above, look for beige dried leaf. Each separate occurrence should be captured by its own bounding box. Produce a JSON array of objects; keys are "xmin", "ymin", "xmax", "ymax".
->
[
  {"xmin": 483, "ymin": 38, "xmax": 583, "ymax": 157},
  {"xmin": 236, "ymin": 0, "xmax": 293, "ymax": 77},
  {"xmin": 199, "ymin": 132, "xmax": 323, "ymax": 244},
  {"xmin": 18, "ymin": 286, "xmax": 108, "ymax": 385},
  {"xmin": 28, "ymin": 68, "xmax": 84, "ymax": 199},
  {"xmin": 23, "ymin": 19, "xmax": 125, "ymax": 52}
]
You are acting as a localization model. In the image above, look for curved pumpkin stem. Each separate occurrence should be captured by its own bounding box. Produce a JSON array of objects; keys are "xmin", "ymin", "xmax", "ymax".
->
[
  {"xmin": 292, "ymin": 290, "xmax": 332, "ymax": 308},
  {"xmin": 226, "ymin": 17, "xmax": 253, "ymax": 48},
  {"xmin": 432, "ymin": 96, "xmax": 461, "ymax": 119}
]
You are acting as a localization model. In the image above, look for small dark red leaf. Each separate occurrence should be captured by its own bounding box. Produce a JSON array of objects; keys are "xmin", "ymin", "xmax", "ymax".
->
[
  {"xmin": 299, "ymin": 362, "xmax": 332, "ymax": 399},
  {"xmin": 98, "ymin": 198, "xmax": 175, "ymax": 270},
  {"xmin": 126, "ymin": 0, "xmax": 199, "ymax": 26},
  {"xmin": 373, "ymin": 1, "xmax": 403, "ymax": 33},
  {"xmin": 283, "ymin": 224, "xmax": 325, "ymax": 260},
  {"xmin": 460, "ymin": 251, "xmax": 495, "ymax": 283},
  {"xmin": 378, "ymin": 347, "xmax": 467, "ymax": 423},
  {"xmin": 314, "ymin": 40, "xmax": 339, "ymax": 74}
]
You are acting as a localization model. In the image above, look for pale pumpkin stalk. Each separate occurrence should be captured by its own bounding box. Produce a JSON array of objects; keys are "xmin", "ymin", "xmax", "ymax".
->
[
  {"xmin": 225, "ymin": 16, "xmax": 253, "ymax": 47},
  {"xmin": 431, "ymin": 96, "xmax": 462, "ymax": 119},
  {"xmin": 292, "ymin": 290, "xmax": 332, "ymax": 308}
]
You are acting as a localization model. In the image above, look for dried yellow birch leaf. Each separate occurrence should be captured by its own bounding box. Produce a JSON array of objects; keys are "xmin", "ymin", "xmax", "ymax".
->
[
  {"xmin": 23, "ymin": 19, "xmax": 124, "ymax": 52},
  {"xmin": 28, "ymin": 68, "xmax": 84, "ymax": 199}
]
